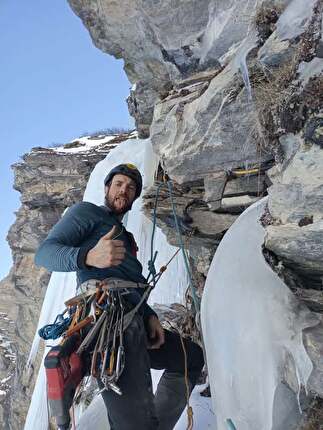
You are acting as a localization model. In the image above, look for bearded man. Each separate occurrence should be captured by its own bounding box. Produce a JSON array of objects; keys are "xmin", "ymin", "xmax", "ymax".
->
[{"xmin": 35, "ymin": 163, "xmax": 204, "ymax": 430}]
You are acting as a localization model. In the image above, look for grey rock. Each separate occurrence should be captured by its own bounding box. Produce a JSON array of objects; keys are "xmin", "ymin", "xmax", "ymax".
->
[
  {"xmin": 267, "ymin": 141, "xmax": 323, "ymax": 224},
  {"xmin": 317, "ymin": 12, "xmax": 323, "ymax": 58},
  {"xmin": 303, "ymin": 318, "xmax": 323, "ymax": 397},
  {"xmin": 317, "ymin": 40, "xmax": 323, "ymax": 58},
  {"xmin": 204, "ymin": 171, "xmax": 227, "ymax": 210},
  {"xmin": 67, "ymin": 0, "xmax": 212, "ymax": 136},
  {"xmin": 258, "ymin": 0, "xmax": 318, "ymax": 66},
  {"xmin": 292, "ymin": 288, "xmax": 323, "ymax": 313},
  {"xmin": 142, "ymin": 179, "xmax": 238, "ymax": 251},
  {"xmin": 224, "ymin": 173, "xmax": 267, "ymax": 196},
  {"xmin": 153, "ymin": 302, "xmax": 202, "ymax": 346},
  {"xmin": 199, "ymin": 0, "xmax": 260, "ymax": 66},
  {"xmin": 304, "ymin": 116, "xmax": 323, "ymax": 148},
  {"xmin": 221, "ymin": 195, "xmax": 261, "ymax": 212},
  {"xmin": 278, "ymin": 133, "xmax": 301, "ymax": 167},
  {"xmin": 271, "ymin": 382, "xmax": 302, "ymax": 430},
  {"xmin": 265, "ymin": 221, "xmax": 323, "ymax": 277},
  {"xmin": 68, "ymin": 0, "xmax": 263, "ymax": 135},
  {"xmin": 151, "ymin": 61, "xmax": 271, "ymax": 184}
]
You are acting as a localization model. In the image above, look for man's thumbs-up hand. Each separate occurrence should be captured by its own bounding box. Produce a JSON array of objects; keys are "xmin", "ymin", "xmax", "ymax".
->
[{"xmin": 85, "ymin": 226, "xmax": 126, "ymax": 268}]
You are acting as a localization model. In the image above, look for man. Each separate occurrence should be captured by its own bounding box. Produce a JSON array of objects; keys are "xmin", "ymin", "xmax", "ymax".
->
[{"xmin": 35, "ymin": 163, "xmax": 204, "ymax": 430}]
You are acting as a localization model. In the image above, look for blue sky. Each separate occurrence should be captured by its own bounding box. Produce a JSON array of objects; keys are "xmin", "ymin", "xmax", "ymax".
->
[{"xmin": 0, "ymin": 1, "xmax": 131, "ymax": 279}]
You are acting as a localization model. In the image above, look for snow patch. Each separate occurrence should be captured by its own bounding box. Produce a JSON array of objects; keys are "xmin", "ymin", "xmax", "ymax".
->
[{"xmin": 51, "ymin": 135, "xmax": 117, "ymax": 154}]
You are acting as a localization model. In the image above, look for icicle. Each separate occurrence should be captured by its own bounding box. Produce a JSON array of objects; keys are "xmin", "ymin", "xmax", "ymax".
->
[
  {"xmin": 239, "ymin": 53, "xmax": 252, "ymax": 101},
  {"xmin": 233, "ymin": 29, "xmax": 258, "ymax": 102},
  {"xmin": 295, "ymin": 366, "xmax": 303, "ymax": 415}
]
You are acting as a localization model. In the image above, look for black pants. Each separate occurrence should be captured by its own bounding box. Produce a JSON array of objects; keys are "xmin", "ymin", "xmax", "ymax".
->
[{"xmin": 99, "ymin": 314, "xmax": 204, "ymax": 430}]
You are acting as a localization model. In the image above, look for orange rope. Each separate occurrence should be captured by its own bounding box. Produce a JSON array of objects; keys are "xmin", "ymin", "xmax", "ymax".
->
[
  {"xmin": 149, "ymin": 247, "xmax": 181, "ymax": 286},
  {"xmin": 179, "ymin": 333, "xmax": 194, "ymax": 430}
]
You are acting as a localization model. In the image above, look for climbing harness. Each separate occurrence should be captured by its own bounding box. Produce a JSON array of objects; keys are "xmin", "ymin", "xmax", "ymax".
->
[{"xmin": 42, "ymin": 278, "xmax": 153, "ymax": 407}]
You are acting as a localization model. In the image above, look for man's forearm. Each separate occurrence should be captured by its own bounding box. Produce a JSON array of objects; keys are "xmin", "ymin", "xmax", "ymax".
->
[{"xmin": 35, "ymin": 238, "xmax": 83, "ymax": 272}]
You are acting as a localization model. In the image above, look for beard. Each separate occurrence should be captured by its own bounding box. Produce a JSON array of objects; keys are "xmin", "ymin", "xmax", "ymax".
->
[{"xmin": 105, "ymin": 193, "xmax": 133, "ymax": 215}]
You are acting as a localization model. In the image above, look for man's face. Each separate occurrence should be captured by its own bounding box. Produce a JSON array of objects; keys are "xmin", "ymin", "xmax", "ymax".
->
[{"xmin": 105, "ymin": 173, "xmax": 137, "ymax": 215}]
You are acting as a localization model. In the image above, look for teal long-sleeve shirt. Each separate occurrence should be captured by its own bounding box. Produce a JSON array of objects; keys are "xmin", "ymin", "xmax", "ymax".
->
[{"xmin": 35, "ymin": 201, "xmax": 156, "ymax": 320}]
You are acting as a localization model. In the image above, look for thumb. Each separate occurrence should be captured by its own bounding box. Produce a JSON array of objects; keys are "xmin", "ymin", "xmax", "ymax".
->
[{"xmin": 102, "ymin": 225, "xmax": 118, "ymax": 240}]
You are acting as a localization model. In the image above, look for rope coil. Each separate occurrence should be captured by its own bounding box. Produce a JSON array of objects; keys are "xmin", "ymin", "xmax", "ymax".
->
[{"xmin": 38, "ymin": 310, "xmax": 72, "ymax": 340}]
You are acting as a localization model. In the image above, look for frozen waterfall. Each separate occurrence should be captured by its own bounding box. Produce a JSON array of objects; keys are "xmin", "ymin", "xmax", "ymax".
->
[{"xmin": 201, "ymin": 198, "xmax": 314, "ymax": 430}]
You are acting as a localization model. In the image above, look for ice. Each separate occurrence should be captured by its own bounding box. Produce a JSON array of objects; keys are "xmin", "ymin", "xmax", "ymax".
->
[
  {"xmin": 298, "ymin": 57, "xmax": 323, "ymax": 88},
  {"xmin": 201, "ymin": 197, "xmax": 315, "ymax": 430},
  {"xmin": 24, "ymin": 362, "xmax": 50, "ymax": 430},
  {"xmin": 202, "ymin": 3, "xmax": 258, "ymax": 105},
  {"xmin": 276, "ymin": 0, "xmax": 317, "ymax": 40},
  {"xmin": 25, "ymin": 272, "xmax": 77, "ymax": 430},
  {"xmin": 200, "ymin": 4, "xmax": 234, "ymax": 64},
  {"xmin": 25, "ymin": 138, "xmax": 197, "ymax": 429},
  {"xmin": 233, "ymin": 24, "xmax": 258, "ymax": 102}
]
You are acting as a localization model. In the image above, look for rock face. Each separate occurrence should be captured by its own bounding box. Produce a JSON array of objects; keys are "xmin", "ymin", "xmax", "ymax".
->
[
  {"xmin": 66, "ymin": 0, "xmax": 323, "ymax": 426},
  {"xmin": 2, "ymin": 0, "xmax": 323, "ymax": 427},
  {"xmin": 0, "ymin": 134, "xmax": 131, "ymax": 429},
  {"xmin": 68, "ymin": 0, "xmax": 262, "ymax": 139}
]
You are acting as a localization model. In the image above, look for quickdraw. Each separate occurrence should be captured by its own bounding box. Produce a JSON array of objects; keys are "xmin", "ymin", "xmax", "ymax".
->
[{"xmin": 41, "ymin": 278, "xmax": 152, "ymax": 399}]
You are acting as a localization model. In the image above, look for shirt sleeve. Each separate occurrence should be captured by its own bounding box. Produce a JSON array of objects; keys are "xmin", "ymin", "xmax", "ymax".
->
[{"xmin": 34, "ymin": 202, "xmax": 94, "ymax": 272}]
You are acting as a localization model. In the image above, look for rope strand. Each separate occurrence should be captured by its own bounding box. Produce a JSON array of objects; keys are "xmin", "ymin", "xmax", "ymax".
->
[
  {"xmin": 179, "ymin": 334, "xmax": 194, "ymax": 430},
  {"xmin": 166, "ymin": 179, "xmax": 200, "ymax": 313}
]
